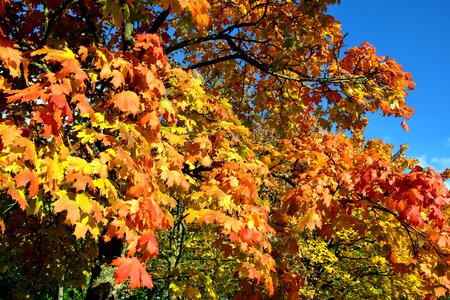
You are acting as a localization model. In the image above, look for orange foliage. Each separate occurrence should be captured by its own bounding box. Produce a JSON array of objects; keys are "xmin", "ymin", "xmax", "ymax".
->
[{"xmin": 0, "ymin": 0, "xmax": 448, "ymax": 299}]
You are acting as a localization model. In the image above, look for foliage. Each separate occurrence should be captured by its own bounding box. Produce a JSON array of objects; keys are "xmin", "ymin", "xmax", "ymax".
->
[{"xmin": 0, "ymin": 0, "xmax": 449, "ymax": 299}]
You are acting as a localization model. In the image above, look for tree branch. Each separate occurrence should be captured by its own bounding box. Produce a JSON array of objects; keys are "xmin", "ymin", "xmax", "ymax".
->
[
  {"xmin": 174, "ymin": 222, "xmax": 186, "ymax": 267},
  {"xmin": 271, "ymin": 172, "xmax": 296, "ymax": 188},
  {"xmin": 149, "ymin": 7, "xmax": 171, "ymax": 33},
  {"xmin": 79, "ymin": 0, "xmax": 103, "ymax": 45},
  {"xmin": 187, "ymin": 54, "xmax": 241, "ymax": 69},
  {"xmin": 367, "ymin": 197, "xmax": 450, "ymax": 264},
  {"xmin": 41, "ymin": 0, "xmax": 78, "ymax": 47},
  {"xmin": 167, "ymin": 10, "xmax": 368, "ymax": 85},
  {"xmin": 165, "ymin": 32, "xmax": 224, "ymax": 54}
]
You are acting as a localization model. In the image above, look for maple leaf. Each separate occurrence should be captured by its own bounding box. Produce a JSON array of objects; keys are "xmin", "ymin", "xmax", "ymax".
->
[
  {"xmin": 109, "ymin": 70, "xmax": 125, "ymax": 89},
  {"xmin": 160, "ymin": 0, "xmax": 210, "ymax": 26},
  {"xmin": 15, "ymin": 169, "xmax": 39, "ymax": 197},
  {"xmin": 72, "ymin": 94, "xmax": 95, "ymax": 120},
  {"xmin": 112, "ymin": 91, "xmax": 141, "ymax": 115},
  {"xmin": 429, "ymin": 204, "xmax": 445, "ymax": 229},
  {"xmin": 66, "ymin": 173, "xmax": 95, "ymax": 192},
  {"xmin": 138, "ymin": 232, "xmax": 159, "ymax": 258},
  {"xmin": 7, "ymin": 187, "xmax": 27, "ymax": 209},
  {"xmin": 401, "ymin": 205, "xmax": 423, "ymax": 227},
  {"xmin": 404, "ymin": 188, "xmax": 424, "ymax": 205},
  {"xmin": 74, "ymin": 221, "xmax": 89, "ymax": 240},
  {"xmin": 140, "ymin": 111, "xmax": 160, "ymax": 130},
  {"xmin": 53, "ymin": 191, "xmax": 80, "ymax": 224},
  {"xmin": 112, "ymin": 257, "xmax": 154, "ymax": 289},
  {"xmin": 160, "ymin": 167, "xmax": 189, "ymax": 190},
  {"xmin": 240, "ymin": 262, "xmax": 261, "ymax": 282},
  {"xmin": 401, "ymin": 119, "xmax": 410, "ymax": 132},
  {"xmin": 99, "ymin": 0, "xmax": 123, "ymax": 26},
  {"xmin": 76, "ymin": 193, "xmax": 92, "ymax": 214},
  {"xmin": 434, "ymin": 287, "xmax": 447, "ymax": 298},
  {"xmin": 0, "ymin": 38, "xmax": 22, "ymax": 77},
  {"xmin": 302, "ymin": 212, "xmax": 322, "ymax": 231}
]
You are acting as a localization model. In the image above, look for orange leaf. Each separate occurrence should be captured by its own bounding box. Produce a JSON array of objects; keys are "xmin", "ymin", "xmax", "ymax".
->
[
  {"xmin": 7, "ymin": 187, "xmax": 27, "ymax": 209},
  {"xmin": 401, "ymin": 119, "xmax": 409, "ymax": 132},
  {"xmin": 112, "ymin": 91, "xmax": 141, "ymax": 115},
  {"xmin": 72, "ymin": 94, "xmax": 95, "ymax": 120},
  {"xmin": 138, "ymin": 232, "xmax": 159, "ymax": 258},
  {"xmin": 434, "ymin": 287, "xmax": 447, "ymax": 297},
  {"xmin": 53, "ymin": 196, "xmax": 80, "ymax": 224},
  {"xmin": 112, "ymin": 257, "xmax": 154, "ymax": 289},
  {"xmin": 140, "ymin": 111, "xmax": 160, "ymax": 130},
  {"xmin": 15, "ymin": 169, "xmax": 39, "ymax": 197},
  {"xmin": 240, "ymin": 262, "xmax": 261, "ymax": 282},
  {"xmin": 110, "ymin": 69, "xmax": 125, "ymax": 89},
  {"xmin": 66, "ymin": 172, "xmax": 95, "ymax": 192},
  {"xmin": 74, "ymin": 222, "xmax": 89, "ymax": 239}
]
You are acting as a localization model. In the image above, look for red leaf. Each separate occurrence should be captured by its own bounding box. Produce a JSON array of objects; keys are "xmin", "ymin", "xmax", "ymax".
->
[
  {"xmin": 429, "ymin": 204, "xmax": 445, "ymax": 229},
  {"xmin": 404, "ymin": 188, "xmax": 424, "ymax": 205},
  {"xmin": 112, "ymin": 91, "xmax": 141, "ymax": 115},
  {"xmin": 138, "ymin": 232, "xmax": 159, "ymax": 258},
  {"xmin": 401, "ymin": 205, "xmax": 423, "ymax": 226},
  {"xmin": 32, "ymin": 109, "xmax": 60, "ymax": 138},
  {"xmin": 112, "ymin": 257, "xmax": 154, "ymax": 289}
]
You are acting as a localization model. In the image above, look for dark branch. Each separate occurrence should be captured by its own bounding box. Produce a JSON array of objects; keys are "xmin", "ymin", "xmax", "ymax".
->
[
  {"xmin": 366, "ymin": 196, "xmax": 450, "ymax": 264},
  {"xmin": 166, "ymin": 9, "xmax": 368, "ymax": 85},
  {"xmin": 187, "ymin": 54, "xmax": 241, "ymax": 69},
  {"xmin": 165, "ymin": 0, "xmax": 268, "ymax": 54},
  {"xmin": 223, "ymin": 0, "xmax": 270, "ymax": 33},
  {"xmin": 150, "ymin": 8, "xmax": 171, "ymax": 33},
  {"xmin": 79, "ymin": 0, "xmax": 103, "ymax": 45},
  {"xmin": 165, "ymin": 33, "xmax": 224, "ymax": 54},
  {"xmin": 41, "ymin": 0, "xmax": 77, "ymax": 47},
  {"xmin": 271, "ymin": 172, "xmax": 296, "ymax": 188},
  {"xmin": 174, "ymin": 222, "xmax": 186, "ymax": 267}
]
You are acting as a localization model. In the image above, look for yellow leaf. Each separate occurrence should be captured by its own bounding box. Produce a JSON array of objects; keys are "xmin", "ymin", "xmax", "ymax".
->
[
  {"xmin": 76, "ymin": 193, "xmax": 92, "ymax": 213},
  {"xmin": 74, "ymin": 222, "xmax": 89, "ymax": 239}
]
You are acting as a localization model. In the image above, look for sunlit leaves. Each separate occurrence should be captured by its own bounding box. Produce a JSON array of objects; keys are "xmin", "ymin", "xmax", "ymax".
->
[
  {"xmin": 0, "ymin": 38, "xmax": 22, "ymax": 78},
  {"xmin": 160, "ymin": 0, "xmax": 211, "ymax": 26},
  {"xmin": 112, "ymin": 91, "xmax": 141, "ymax": 115},
  {"xmin": 1, "ymin": 0, "xmax": 450, "ymax": 299},
  {"xmin": 112, "ymin": 257, "xmax": 154, "ymax": 289}
]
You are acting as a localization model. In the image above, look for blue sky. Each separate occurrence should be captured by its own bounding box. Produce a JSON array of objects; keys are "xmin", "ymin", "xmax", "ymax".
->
[{"xmin": 329, "ymin": 0, "xmax": 450, "ymax": 176}]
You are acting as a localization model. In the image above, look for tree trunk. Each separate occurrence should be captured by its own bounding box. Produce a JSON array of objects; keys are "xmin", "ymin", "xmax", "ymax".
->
[{"xmin": 84, "ymin": 237, "xmax": 123, "ymax": 300}]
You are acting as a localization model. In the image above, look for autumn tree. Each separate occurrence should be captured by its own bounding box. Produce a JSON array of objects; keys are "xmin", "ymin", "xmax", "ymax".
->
[{"xmin": 0, "ymin": 0, "xmax": 449, "ymax": 299}]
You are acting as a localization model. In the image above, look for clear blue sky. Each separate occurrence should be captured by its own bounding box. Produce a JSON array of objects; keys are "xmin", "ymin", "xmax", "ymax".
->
[{"xmin": 329, "ymin": 0, "xmax": 450, "ymax": 175}]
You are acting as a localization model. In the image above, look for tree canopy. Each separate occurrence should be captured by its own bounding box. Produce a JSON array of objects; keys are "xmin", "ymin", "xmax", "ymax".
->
[{"xmin": 0, "ymin": 0, "xmax": 449, "ymax": 299}]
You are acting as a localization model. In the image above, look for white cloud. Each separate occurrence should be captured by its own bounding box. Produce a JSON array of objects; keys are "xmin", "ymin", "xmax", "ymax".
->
[
  {"xmin": 417, "ymin": 155, "xmax": 450, "ymax": 172},
  {"xmin": 417, "ymin": 155, "xmax": 430, "ymax": 168},
  {"xmin": 431, "ymin": 157, "xmax": 450, "ymax": 170}
]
